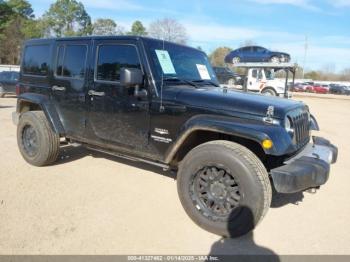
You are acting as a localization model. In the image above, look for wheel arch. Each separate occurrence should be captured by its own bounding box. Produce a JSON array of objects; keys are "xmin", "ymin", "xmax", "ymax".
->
[
  {"xmin": 17, "ymin": 93, "xmax": 65, "ymax": 135},
  {"xmin": 168, "ymin": 129, "xmax": 267, "ymax": 166},
  {"xmin": 269, "ymin": 54, "xmax": 280, "ymax": 59},
  {"xmin": 261, "ymin": 86, "xmax": 278, "ymax": 96},
  {"xmin": 165, "ymin": 115, "xmax": 283, "ymax": 165}
]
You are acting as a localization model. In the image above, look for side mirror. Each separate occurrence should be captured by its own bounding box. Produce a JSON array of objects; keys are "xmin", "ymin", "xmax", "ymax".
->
[{"xmin": 120, "ymin": 68, "xmax": 143, "ymax": 87}]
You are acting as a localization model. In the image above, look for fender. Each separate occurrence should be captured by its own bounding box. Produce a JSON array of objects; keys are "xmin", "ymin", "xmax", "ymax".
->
[
  {"xmin": 310, "ymin": 114, "xmax": 320, "ymax": 131},
  {"xmin": 165, "ymin": 114, "xmax": 295, "ymax": 163},
  {"xmin": 17, "ymin": 93, "xmax": 65, "ymax": 135}
]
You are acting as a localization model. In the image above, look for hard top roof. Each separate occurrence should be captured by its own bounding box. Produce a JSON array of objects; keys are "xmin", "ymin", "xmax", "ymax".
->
[{"xmin": 24, "ymin": 36, "xmax": 201, "ymax": 52}]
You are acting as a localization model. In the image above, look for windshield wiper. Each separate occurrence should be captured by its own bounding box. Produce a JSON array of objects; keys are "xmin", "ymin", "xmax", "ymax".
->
[
  {"xmin": 163, "ymin": 77, "xmax": 199, "ymax": 88},
  {"xmin": 192, "ymin": 79, "xmax": 220, "ymax": 87}
]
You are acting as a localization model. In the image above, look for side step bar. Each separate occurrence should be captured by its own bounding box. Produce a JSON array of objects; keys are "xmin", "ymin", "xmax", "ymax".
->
[{"xmin": 85, "ymin": 146, "xmax": 171, "ymax": 171}]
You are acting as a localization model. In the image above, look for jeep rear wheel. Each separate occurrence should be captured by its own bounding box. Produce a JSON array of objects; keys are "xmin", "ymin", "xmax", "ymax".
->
[
  {"xmin": 177, "ymin": 140, "xmax": 271, "ymax": 237},
  {"xmin": 17, "ymin": 111, "xmax": 60, "ymax": 167}
]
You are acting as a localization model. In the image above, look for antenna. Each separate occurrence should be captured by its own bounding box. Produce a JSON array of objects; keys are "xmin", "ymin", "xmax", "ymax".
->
[
  {"xmin": 302, "ymin": 35, "xmax": 308, "ymax": 79},
  {"xmin": 159, "ymin": 38, "xmax": 165, "ymax": 112}
]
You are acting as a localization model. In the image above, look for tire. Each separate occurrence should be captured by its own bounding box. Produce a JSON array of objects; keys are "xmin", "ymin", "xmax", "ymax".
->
[
  {"xmin": 17, "ymin": 111, "xmax": 60, "ymax": 167},
  {"xmin": 232, "ymin": 57, "xmax": 240, "ymax": 64},
  {"xmin": 177, "ymin": 140, "xmax": 271, "ymax": 238},
  {"xmin": 261, "ymin": 87, "xmax": 277, "ymax": 96},
  {"xmin": 270, "ymin": 56, "xmax": 280, "ymax": 63}
]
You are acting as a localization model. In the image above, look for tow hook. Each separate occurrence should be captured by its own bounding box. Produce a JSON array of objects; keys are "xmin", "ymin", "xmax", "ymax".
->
[{"xmin": 306, "ymin": 186, "xmax": 320, "ymax": 194}]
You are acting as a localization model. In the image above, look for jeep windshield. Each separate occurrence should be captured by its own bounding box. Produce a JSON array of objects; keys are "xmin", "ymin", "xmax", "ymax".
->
[{"xmin": 144, "ymin": 39, "xmax": 219, "ymax": 87}]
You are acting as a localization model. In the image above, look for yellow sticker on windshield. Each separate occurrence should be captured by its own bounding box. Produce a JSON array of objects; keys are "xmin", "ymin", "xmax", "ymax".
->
[{"xmin": 155, "ymin": 50, "xmax": 176, "ymax": 74}]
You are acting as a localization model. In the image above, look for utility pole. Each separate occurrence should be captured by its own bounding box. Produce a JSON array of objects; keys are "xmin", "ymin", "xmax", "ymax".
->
[{"xmin": 302, "ymin": 35, "xmax": 308, "ymax": 79}]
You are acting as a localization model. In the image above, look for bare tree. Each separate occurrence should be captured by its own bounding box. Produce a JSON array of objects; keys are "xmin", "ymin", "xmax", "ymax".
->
[{"xmin": 148, "ymin": 18, "xmax": 188, "ymax": 44}]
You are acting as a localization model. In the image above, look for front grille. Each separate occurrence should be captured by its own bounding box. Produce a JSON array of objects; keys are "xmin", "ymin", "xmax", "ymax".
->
[{"xmin": 289, "ymin": 109, "xmax": 310, "ymax": 148}]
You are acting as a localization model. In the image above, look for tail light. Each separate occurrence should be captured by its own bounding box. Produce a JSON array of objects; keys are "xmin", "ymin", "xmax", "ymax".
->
[{"xmin": 15, "ymin": 84, "xmax": 21, "ymax": 96}]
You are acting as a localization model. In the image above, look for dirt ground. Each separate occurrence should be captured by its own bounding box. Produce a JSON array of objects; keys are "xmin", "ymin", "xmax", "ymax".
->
[{"xmin": 0, "ymin": 95, "xmax": 349, "ymax": 255}]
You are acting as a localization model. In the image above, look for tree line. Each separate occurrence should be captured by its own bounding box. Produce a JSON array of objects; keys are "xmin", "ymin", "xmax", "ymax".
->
[
  {"xmin": 0, "ymin": 0, "xmax": 187, "ymax": 64},
  {"xmin": 0, "ymin": 0, "xmax": 349, "ymax": 81}
]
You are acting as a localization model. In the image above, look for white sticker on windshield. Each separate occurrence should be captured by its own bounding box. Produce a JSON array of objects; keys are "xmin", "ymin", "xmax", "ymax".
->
[
  {"xmin": 196, "ymin": 64, "xmax": 211, "ymax": 80},
  {"xmin": 155, "ymin": 50, "xmax": 176, "ymax": 74}
]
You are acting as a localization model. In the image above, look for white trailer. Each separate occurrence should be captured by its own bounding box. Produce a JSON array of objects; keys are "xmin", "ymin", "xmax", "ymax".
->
[{"xmin": 227, "ymin": 62, "xmax": 297, "ymax": 98}]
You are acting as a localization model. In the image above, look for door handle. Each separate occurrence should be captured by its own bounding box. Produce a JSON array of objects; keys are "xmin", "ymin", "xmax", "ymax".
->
[
  {"xmin": 52, "ymin": 86, "xmax": 66, "ymax": 91},
  {"xmin": 88, "ymin": 90, "xmax": 105, "ymax": 97},
  {"xmin": 52, "ymin": 85, "xmax": 66, "ymax": 92}
]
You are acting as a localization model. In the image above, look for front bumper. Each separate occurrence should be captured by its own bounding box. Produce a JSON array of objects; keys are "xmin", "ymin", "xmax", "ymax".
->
[{"xmin": 271, "ymin": 136, "xmax": 338, "ymax": 193}]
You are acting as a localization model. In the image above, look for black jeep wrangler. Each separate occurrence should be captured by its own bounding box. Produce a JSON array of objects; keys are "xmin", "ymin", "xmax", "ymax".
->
[{"xmin": 13, "ymin": 36, "xmax": 337, "ymax": 237}]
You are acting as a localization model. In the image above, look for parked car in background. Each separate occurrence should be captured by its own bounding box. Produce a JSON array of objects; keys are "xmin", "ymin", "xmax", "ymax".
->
[
  {"xmin": 224, "ymin": 46, "xmax": 291, "ymax": 64},
  {"xmin": 306, "ymin": 84, "xmax": 328, "ymax": 94},
  {"xmin": 0, "ymin": 71, "xmax": 19, "ymax": 97},
  {"xmin": 213, "ymin": 66, "xmax": 242, "ymax": 85},
  {"xmin": 291, "ymin": 83, "xmax": 312, "ymax": 92},
  {"xmin": 321, "ymin": 84, "xmax": 330, "ymax": 91},
  {"xmin": 329, "ymin": 85, "xmax": 350, "ymax": 95},
  {"xmin": 290, "ymin": 83, "xmax": 306, "ymax": 92}
]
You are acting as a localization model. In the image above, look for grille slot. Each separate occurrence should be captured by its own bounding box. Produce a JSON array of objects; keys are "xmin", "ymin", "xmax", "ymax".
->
[{"xmin": 290, "ymin": 110, "xmax": 310, "ymax": 148}]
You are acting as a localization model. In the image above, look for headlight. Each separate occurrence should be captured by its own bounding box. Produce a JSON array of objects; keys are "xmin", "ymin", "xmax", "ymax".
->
[{"xmin": 285, "ymin": 116, "xmax": 294, "ymax": 136}]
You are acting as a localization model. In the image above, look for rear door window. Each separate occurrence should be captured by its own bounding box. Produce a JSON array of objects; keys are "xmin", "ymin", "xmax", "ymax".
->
[
  {"xmin": 56, "ymin": 44, "xmax": 87, "ymax": 79},
  {"xmin": 23, "ymin": 45, "xmax": 50, "ymax": 76}
]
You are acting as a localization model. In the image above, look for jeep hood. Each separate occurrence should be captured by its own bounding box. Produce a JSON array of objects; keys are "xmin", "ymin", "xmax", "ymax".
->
[{"xmin": 174, "ymin": 87, "xmax": 304, "ymax": 119}]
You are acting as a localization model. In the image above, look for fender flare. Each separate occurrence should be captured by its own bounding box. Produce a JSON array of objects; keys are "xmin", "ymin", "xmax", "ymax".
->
[
  {"xmin": 164, "ymin": 115, "xmax": 293, "ymax": 163},
  {"xmin": 17, "ymin": 93, "xmax": 65, "ymax": 135},
  {"xmin": 310, "ymin": 114, "xmax": 320, "ymax": 131}
]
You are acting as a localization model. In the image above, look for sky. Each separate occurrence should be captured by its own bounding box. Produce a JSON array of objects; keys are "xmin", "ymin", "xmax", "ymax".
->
[{"xmin": 30, "ymin": 0, "xmax": 350, "ymax": 72}]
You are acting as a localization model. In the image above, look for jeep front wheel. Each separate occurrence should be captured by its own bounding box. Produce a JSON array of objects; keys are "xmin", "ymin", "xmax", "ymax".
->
[
  {"xmin": 177, "ymin": 140, "xmax": 271, "ymax": 237},
  {"xmin": 17, "ymin": 111, "xmax": 60, "ymax": 167}
]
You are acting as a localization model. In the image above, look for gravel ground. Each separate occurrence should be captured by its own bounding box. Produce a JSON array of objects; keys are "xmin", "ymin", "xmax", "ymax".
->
[{"xmin": 0, "ymin": 95, "xmax": 349, "ymax": 255}]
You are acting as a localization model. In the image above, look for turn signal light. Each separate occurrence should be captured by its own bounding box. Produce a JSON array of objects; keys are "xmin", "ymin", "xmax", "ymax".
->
[{"xmin": 262, "ymin": 139, "xmax": 273, "ymax": 150}]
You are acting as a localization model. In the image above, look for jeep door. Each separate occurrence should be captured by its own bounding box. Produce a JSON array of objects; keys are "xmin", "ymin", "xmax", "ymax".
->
[
  {"xmin": 51, "ymin": 40, "xmax": 90, "ymax": 137},
  {"xmin": 87, "ymin": 40, "xmax": 150, "ymax": 153}
]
